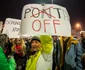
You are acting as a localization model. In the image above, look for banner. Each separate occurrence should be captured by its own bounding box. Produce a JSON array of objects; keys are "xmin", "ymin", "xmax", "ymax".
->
[
  {"xmin": 2, "ymin": 18, "xmax": 21, "ymax": 38},
  {"xmin": 20, "ymin": 4, "xmax": 71, "ymax": 36}
]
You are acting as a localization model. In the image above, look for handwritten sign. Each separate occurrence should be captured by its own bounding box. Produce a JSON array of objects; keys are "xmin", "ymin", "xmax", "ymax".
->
[
  {"xmin": 20, "ymin": 4, "xmax": 71, "ymax": 36},
  {"xmin": 2, "ymin": 18, "xmax": 21, "ymax": 38}
]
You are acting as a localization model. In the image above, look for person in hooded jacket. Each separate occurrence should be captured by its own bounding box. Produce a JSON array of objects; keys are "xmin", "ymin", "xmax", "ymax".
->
[
  {"xmin": 0, "ymin": 34, "xmax": 16, "ymax": 70},
  {"xmin": 26, "ymin": 35, "xmax": 53, "ymax": 70}
]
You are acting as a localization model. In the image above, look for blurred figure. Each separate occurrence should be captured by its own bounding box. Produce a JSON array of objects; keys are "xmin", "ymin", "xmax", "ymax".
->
[
  {"xmin": 9, "ymin": 38, "xmax": 15, "ymax": 45},
  {"xmin": 24, "ymin": 38, "xmax": 31, "ymax": 50},
  {"xmin": 81, "ymin": 53, "xmax": 85, "ymax": 70},
  {"xmin": 80, "ymin": 31, "xmax": 85, "ymax": 53},
  {"xmin": 26, "ymin": 35, "xmax": 53, "ymax": 70},
  {"xmin": 56, "ymin": 36, "xmax": 83, "ymax": 70},
  {"xmin": 52, "ymin": 36, "xmax": 60, "ymax": 70},
  {"xmin": 3, "ymin": 34, "xmax": 13, "ymax": 57},
  {"xmin": 11, "ymin": 38, "xmax": 26, "ymax": 70},
  {"xmin": 0, "ymin": 34, "xmax": 16, "ymax": 70}
]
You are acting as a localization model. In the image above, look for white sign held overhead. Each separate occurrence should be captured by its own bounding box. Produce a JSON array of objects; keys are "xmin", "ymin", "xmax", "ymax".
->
[
  {"xmin": 20, "ymin": 4, "xmax": 71, "ymax": 36},
  {"xmin": 2, "ymin": 18, "xmax": 21, "ymax": 38}
]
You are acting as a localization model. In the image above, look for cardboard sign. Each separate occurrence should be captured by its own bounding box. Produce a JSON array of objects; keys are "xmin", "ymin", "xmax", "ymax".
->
[
  {"xmin": 2, "ymin": 18, "xmax": 21, "ymax": 38},
  {"xmin": 20, "ymin": 4, "xmax": 71, "ymax": 36}
]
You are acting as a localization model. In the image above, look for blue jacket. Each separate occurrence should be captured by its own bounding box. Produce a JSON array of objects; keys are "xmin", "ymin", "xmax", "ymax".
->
[
  {"xmin": 57, "ymin": 37, "xmax": 83, "ymax": 70},
  {"xmin": 65, "ymin": 41, "xmax": 83, "ymax": 70}
]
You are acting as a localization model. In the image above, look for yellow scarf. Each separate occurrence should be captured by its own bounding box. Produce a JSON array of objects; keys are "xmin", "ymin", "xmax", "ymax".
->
[
  {"xmin": 26, "ymin": 51, "xmax": 41, "ymax": 70},
  {"xmin": 59, "ymin": 36, "xmax": 78, "ymax": 69}
]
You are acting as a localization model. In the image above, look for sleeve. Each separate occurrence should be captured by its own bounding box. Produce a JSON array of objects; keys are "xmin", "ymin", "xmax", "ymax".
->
[
  {"xmin": 8, "ymin": 56, "xmax": 16, "ymax": 70},
  {"xmin": 56, "ymin": 39, "xmax": 61, "ymax": 66},
  {"xmin": 0, "ymin": 47, "xmax": 16, "ymax": 70},
  {"xmin": 75, "ymin": 42, "xmax": 83, "ymax": 70},
  {"xmin": 40, "ymin": 35, "xmax": 53, "ymax": 61}
]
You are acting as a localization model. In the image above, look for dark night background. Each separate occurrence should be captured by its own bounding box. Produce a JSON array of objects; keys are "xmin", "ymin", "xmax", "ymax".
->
[{"xmin": 0, "ymin": 0, "xmax": 85, "ymax": 29}]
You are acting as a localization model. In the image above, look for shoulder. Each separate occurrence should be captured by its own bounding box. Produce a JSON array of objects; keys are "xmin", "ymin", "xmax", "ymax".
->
[{"xmin": 0, "ymin": 47, "xmax": 3, "ymax": 52}]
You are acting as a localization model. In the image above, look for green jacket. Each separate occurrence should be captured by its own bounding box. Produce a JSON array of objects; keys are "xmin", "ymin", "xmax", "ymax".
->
[{"xmin": 0, "ymin": 47, "xmax": 16, "ymax": 70}]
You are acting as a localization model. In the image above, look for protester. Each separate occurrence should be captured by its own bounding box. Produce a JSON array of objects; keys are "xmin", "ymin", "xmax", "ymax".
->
[
  {"xmin": 24, "ymin": 38, "xmax": 31, "ymax": 51},
  {"xmin": 80, "ymin": 31, "xmax": 85, "ymax": 53},
  {"xmin": 11, "ymin": 38, "xmax": 26, "ymax": 70},
  {"xmin": 56, "ymin": 36, "xmax": 83, "ymax": 70},
  {"xmin": 52, "ymin": 36, "xmax": 60, "ymax": 70},
  {"xmin": 26, "ymin": 35, "xmax": 53, "ymax": 70},
  {"xmin": 80, "ymin": 31, "xmax": 85, "ymax": 70},
  {"xmin": 3, "ymin": 34, "xmax": 13, "ymax": 57},
  {"xmin": 0, "ymin": 34, "xmax": 16, "ymax": 70}
]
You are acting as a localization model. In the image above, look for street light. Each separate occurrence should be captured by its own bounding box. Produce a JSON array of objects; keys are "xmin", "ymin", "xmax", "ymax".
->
[{"xmin": 75, "ymin": 23, "xmax": 82, "ymax": 31}]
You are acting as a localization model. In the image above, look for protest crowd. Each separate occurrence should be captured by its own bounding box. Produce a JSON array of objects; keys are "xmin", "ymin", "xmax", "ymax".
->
[
  {"xmin": 0, "ymin": 30, "xmax": 85, "ymax": 70},
  {"xmin": 0, "ymin": 4, "xmax": 85, "ymax": 70}
]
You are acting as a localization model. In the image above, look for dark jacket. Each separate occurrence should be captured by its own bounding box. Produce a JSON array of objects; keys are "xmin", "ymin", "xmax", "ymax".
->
[
  {"xmin": 53, "ymin": 39, "xmax": 61, "ymax": 70},
  {"xmin": 14, "ymin": 53, "xmax": 27, "ymax": 70}
]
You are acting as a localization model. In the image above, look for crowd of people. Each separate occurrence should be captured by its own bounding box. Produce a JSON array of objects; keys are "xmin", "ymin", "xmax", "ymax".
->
[{"xmin": 0, "ymin": 31, "xmax": 85, "ymax": 70}]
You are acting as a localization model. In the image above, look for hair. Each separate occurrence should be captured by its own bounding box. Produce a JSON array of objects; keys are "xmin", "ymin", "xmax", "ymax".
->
[
  {"xmin": 0, "ymin": 34, "xmax": 9, "ymax": 50},
  {"xmin": 11, "ymin": 38, "xmax": 26, "ymax": 56},
  {"xmin": 0, "ymin": 34, "xmax": 9, "ymax": 43}
]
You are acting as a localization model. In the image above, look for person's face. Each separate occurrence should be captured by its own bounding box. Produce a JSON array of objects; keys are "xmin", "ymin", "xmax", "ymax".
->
[
  {"xmin": 52, "ymin": 36, "xmax": 58, "ymax": 42},
  {"xmin": 15, "ymin": 38, "xmax": 22, "ymax": 45},
  {"xmin": 31, "ymin": 40, "xmax": 41, "ymax": 52}
]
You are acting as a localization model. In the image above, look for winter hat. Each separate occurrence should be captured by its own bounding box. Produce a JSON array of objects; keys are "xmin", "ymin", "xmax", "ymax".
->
[{"xmin": 31, "ymin": 36, "xmax": 41, "ymax": 43}]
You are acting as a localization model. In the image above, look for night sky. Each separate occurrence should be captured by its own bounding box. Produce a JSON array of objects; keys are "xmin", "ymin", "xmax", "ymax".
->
[{"xmin": 0, "ymin": 0, "xmax": 85, "ymax": 29}]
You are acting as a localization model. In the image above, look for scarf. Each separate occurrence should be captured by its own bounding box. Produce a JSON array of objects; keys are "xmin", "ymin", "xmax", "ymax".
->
[{"xmin": 26, "ymin": 51, "xmax": 41, "ymax": 70}]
